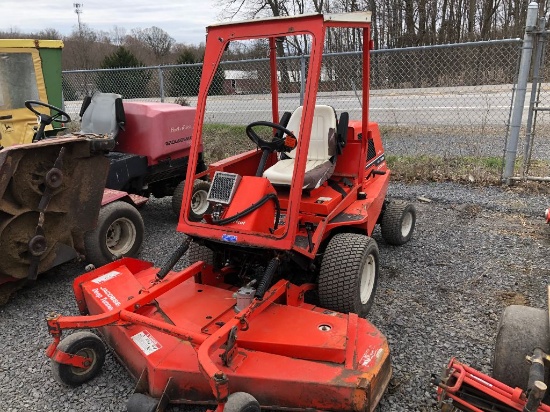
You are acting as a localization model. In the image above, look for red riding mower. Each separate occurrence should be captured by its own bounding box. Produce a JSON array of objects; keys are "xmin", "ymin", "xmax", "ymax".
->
[{"xmin": 44, "ymin": 12, "xmax": 415, "ymax": 412}]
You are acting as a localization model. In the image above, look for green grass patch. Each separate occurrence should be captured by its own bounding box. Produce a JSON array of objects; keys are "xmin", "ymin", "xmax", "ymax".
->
[{"xmin": 386, "ymin": 155, "xmax": 506, "ymax": 184}]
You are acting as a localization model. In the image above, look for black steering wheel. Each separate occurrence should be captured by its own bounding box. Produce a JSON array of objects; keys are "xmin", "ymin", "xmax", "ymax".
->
[
  {"xmin": 246, "ymin": 121, "xmax": 297, "ymax": 153},
  {"xmin": 25, "ymin": 100, "xmax": 71, "ymax": 142},
  {"xmin": 25, "ymin": 100, "xmax": 71, "ymax": 123}
]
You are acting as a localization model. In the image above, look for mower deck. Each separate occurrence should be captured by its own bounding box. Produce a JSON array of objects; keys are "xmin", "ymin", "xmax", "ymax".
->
[{"xmin": 46, "ymin": 258, "xmax": 391, "ymax": 411}]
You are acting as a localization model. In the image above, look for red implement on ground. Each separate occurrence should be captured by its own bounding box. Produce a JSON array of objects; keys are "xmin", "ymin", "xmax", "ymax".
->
[
  {"xmin": 434, "ymin": 358, "xmax": 550, "ymax": 412},
  {"xmin": 45, "ymin": 11, "xmax": 416, "ymax": 412}
]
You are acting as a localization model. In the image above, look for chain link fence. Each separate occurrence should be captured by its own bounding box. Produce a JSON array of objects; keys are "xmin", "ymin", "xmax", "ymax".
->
[{"xmin": 62, "ymin": 39, "xmax": 523, "ymax": 158}]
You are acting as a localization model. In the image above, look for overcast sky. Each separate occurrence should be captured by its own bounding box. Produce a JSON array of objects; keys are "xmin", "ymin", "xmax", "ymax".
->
[{"xmin": 2, "ymin": 0, "xmax": 223, "ymax": 45}]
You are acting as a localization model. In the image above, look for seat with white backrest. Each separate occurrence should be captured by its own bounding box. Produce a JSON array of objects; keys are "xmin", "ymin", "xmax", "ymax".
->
[
  {"xmin": 263, "ymin": 105, "xmax": 338, "ymax": 189},
  {"xmin": 79, "ymin": 92, "xmax": 125, "ymax": 137}
]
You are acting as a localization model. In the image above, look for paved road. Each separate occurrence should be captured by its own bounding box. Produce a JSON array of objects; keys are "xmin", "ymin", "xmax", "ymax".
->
[{"xmin": 65, "ymin": 84, "xmax": 518, "ymax": 128}]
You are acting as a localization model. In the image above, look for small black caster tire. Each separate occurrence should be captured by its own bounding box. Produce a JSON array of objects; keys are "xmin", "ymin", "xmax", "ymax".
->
[
  {"xmin": 224, "ymin": 392, "xmax": 261, "ymax": 412},
  {"xmin": 51, "ymin": 331, "xmax": 106, "ymax": 386},
  {"xmin": 126, "ymin": 393, "xmax": 159, "ymax": 412},
  {"xmin": 380, "ymin": 200, "xmax": 416, "ymax": 245}
]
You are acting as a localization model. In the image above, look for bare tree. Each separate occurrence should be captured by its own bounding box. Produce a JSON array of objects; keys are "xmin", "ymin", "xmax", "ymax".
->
[{"xmin": 132, "ymin": 26, "xmax": 175, "ymax": 63}]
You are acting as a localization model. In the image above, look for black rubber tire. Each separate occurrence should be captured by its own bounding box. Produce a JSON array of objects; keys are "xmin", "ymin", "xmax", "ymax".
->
[
  {"xmin": 126, "ymin": 393, "xmax": 159, "ymax": 412},
  {"xmin": 171, "ymin": 179, "xmax": 212, "ymax": 221},
  {"xmin": 224, "ymin": 392, "xmax": 261, "ymax": 412},
  {"xmin": 184, "ymin": 242, "xmax": 214, "ymax": 267},
  {"xmin": 51, "ymin": 331, "xmax": 106, "ymax": 386},
  {"xmin": 493, "ymin": 305, "xmax": 550, "ymax": 390},
  {"xmin": 380, "ymin": 200, "xmax": 416, "ymax": 246},
  {"xmin": 85, "ymin": 201, "xmax": 144, "ymax": 267},
  {"xmin": 318, "ymin": 233, "xmax": 379, "ymax": 317},
  {"xmin": 171, "ymin": 180, "xmax": 185, "ymax": 217}
]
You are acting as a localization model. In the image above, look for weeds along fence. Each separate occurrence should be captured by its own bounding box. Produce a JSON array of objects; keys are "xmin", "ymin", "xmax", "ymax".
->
[{"xmin": 63, "ymin": 39, "xmax": 523, "ymax": 160}]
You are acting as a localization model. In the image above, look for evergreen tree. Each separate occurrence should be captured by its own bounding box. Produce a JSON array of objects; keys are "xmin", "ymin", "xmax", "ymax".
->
[{"xmin": 96, "ymin": 47, "xmax": 151, "ymax": 98}]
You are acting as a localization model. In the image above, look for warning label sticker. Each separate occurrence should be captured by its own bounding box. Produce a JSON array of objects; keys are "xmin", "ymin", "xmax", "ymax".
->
[
  {"xmin": 91, "ymin": 270, "xmax": 120, "ymax": 284},
  {"xmin": 131, "ymin": 331, "xmax": 162, "ymax": 356}
]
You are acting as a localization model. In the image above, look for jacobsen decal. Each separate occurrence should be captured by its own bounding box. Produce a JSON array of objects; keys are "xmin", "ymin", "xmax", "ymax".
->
[
  {"xmin": 131, "ymin": 331, "xmax": 162, "ymax": 356},
  {"xmin": 365, "ymin": 154, "xmax": 385, "ymax": 170}
]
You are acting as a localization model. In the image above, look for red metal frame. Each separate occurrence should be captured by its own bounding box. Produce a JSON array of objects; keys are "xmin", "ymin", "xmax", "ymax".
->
[
  {"xmin": 177, "ymin": 13, "xmax": 385, "ymax": 259},
  {"xmin": 435, "ymin": 358, "xmax": 550, "ymax": 412}
]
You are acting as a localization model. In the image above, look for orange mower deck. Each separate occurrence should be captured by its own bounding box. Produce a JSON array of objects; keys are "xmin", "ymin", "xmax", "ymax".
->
[{"xmin": 46, "ymin": 258, "xmax": 391, "ymax": 411}]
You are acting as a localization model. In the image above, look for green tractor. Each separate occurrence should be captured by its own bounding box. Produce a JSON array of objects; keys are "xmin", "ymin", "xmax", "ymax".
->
[{"xmin": 0, "ymin": 39, "xmax": 64, "ymax": 147}]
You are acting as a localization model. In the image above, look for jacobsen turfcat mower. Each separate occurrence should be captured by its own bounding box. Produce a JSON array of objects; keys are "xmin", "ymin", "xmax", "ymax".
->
[{"xmin": 44, "ymin": 12, "xmax": 415, "ymax": 412}]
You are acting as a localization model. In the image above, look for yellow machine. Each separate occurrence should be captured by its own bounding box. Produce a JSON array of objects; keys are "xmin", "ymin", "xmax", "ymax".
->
[{"xmin": 0, "ymin": 39, "xmax": 64, "ymax": 147}]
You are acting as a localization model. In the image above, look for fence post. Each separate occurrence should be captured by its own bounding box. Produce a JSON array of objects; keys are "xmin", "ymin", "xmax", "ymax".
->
[
  {"xmin": 503, "ymin": 1, "xmax": 539, "ymax": 182},
  {"xmin": 521, "ymin": 16, "xmax": 546, "ymax": 176},
  {"xmin": 158, "ymin": 66, "xmax": 165, "ymax": 102},
  {"xmin": 300, "ymin": 54, "xmax": 306, "ymax": 105}
]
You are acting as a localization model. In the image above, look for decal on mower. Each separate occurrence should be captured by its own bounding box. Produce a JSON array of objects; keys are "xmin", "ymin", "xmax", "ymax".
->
[
  {"xmin": 92, "ymin": 287, "xmax": 122, "ymax": 310},
  {"xmin": 365, "ymin": 154, "xmax": 385, "ymax": 170},
  {"xmin": 222, "ymin": 234, "xmax": 238, "ymax": 242},
  {"xmin": 131, "ymin": 331, "xmax": 162, "ymax": 356},
  {"xmin": 360, "ymin": 347, "xmax": 385, "ymax": 367},
  {"xmin": 91, "ymin": 270, "xmax": 121, "ymax": 284}
]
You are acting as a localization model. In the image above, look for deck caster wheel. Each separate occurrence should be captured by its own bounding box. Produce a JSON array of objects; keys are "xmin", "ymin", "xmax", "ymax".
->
[
  {"xmin": 126, "ymin": 393, "xmax": 159, "ymax": 412},
  {"xmin": 224, "ymin": 392, "xmax": 261, "ymax": 412},
  {"xmin": 493, "ymin": 305, "xmax": 550, "ymax": 390},
  {"xmin": 51, "ymin": 331, "xmax": 106, "ymax": 386},
  {"xmin": 85, "ymin": 201, "xmax": 144, "ymax": 267},
  {"xmin": 318, "ymin": 233, "xmax": 379, "ymax": 317},
  {"xmin": 380, "ymin": 200, "xmax": 416, "ymax": 245},
  {"xmin": 172, "ymin": 179, "xmax": 212, "ymax": 221}
]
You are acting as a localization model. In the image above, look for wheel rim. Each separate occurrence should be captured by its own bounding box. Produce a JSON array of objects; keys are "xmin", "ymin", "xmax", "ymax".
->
[
  {"xmin": 191, "ymin": 190, "xmax": 209, "ymax": 215},
  {"xmin": 360, "ymin": 253, "xmax": 376, "ymax": 304},
  {"xmin": 70, "ymin": 348, "xmax": 96, "ymax": 376},
  {"xmin": 105, "ymin": 217, "xmax": 136, "ymax": 255},
  {"xmin": 401, "ymin": 211, "xmax": 413, "ymax": 237}
]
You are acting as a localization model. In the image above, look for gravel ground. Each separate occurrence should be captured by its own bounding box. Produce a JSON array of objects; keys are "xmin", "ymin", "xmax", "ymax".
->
[{"xmin": 0, "ymin": 181, "xmax": 548, "ymax": 412}]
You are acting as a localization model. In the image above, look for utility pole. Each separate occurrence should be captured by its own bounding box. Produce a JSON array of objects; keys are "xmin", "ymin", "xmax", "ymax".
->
[{"xmin": 73, "ymin": 3, "xmax": 83, "ymax": 35}]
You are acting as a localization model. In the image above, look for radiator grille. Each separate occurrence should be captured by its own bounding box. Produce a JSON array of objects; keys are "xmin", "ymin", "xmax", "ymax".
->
[{"xmin": 207, "ymin": 172, "xmax": 241, "ymax": 204}]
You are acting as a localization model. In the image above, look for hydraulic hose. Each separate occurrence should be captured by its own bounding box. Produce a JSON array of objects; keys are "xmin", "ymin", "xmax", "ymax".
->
[
  {"xmin": 212, "ymin": 193, "xmax": 281, "ymax": 230},
  {"xmin": 156, "ymin": 237, "xmax": 192, "ymax": 279}
]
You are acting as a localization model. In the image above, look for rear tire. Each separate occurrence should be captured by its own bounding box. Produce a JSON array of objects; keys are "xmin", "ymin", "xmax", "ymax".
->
[
  {"xmin": 184, "ymin": 241, "xmax": 214, "ymax": 267},
  {"xmin": 51, "ymin": 332, "xmax": 106, "ymax": 386},
  {"xmin": 85, "ymin": 201, "xmax": 144, "ymax": 267},
  {"xmin": 126, "ymin": 393, "xmax": 158, "ymax": 412},
  {"xmin": 318, "ymin": 233, "xmax": 379, "ymax": 317},
  {"xmin": 493, "ymin": 305, "xmax": 550, "ymax": 390},
  {"xmin": 224, "ymin": 392, "xmax": 261, "ymax": 412},
  {"xmin": 171, "ymin": 179, "xmax": 212, "ymax": 221},
  {"xmin": 380, "ymin": 200, "xmax": 416, "ymax": 246}
]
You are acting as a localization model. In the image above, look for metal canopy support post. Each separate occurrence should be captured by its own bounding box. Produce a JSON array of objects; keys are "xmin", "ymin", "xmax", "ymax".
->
[{"xmin": 503, "ymin": 1, "xmax": 539, "ymax": 183}]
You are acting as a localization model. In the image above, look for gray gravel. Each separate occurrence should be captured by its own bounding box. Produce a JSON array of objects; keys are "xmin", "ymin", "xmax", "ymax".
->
[{"xmin": 0, "ymin": 181, "xmax": 548, "ymax": 412}]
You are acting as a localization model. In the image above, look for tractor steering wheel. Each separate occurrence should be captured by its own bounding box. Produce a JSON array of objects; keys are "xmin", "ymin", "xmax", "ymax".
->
[
  {"xmin": 25, "ymin": 100, "xmax": 71, "ymax": 123},
  {"xmin": 25, "ymin": 100, "xmax": 71, "ymax": 142},
  {"xmin": 246, "ymin": 121, "xmax": 297, "ymax": 153}
]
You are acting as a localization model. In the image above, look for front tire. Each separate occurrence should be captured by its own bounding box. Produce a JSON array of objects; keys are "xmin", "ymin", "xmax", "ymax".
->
[
  {"xmin": 493, "ymin": 305, "xmax": 550, "ymax": 390},
  {"xmin": 126, "ymin": 393, "xmax": 159, "ymax": 412},
  {"xmin": 85, "ymin": 201, "xmax": 144, "ymax": 267},
  {"xmin": 380, "ymin": 200, "xmax": 416, "ymax": 245},
  {"xmin": 224, "ymin": 392, "xmax": 261, "ymax": 412},
  {"xmin": 318, "ymin": 233, "xmax": 379, "ymax": 317},
  {"xmin": 51, "ymin": 332, "xmax": 106, "ymax": 386}
]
